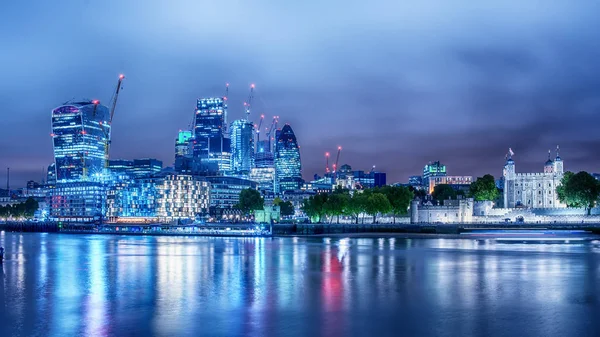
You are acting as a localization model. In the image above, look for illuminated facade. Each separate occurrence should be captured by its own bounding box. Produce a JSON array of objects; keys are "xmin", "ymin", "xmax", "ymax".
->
[
  {"xmin": 427, "ymin": 175, "xmax": 473, "ymax": 194},
  {"xmin": 249, "ymin": 167, "xmax": 276, "ymax": 195},
  {"xmin": 108, "ymin": 158, "xmax": 162, "ymax": 178},
  {"xmin": 230, "ymin": 119, "xmax": 255, "ymax": 174},
  {"xmin": 193, "ymin": 98, "xmax": 231, "ymax": 172},
  {"xmin": 503, "ymin": 149, "xmax": 566, "ymax": 209},
  {"xmin": 274, "ymin": 124, "xmax": 302, "ymax": 193},
  {"xmin": 255, "ymin": 139, "xmax": 274, "ymax": 168},
  {"xmin": 107, "ymin": 174, "xmax": 210, "ymax": 220},
  {"xmin": 46, "ymin": 163, "xmax": 56, "ymax": 186},
  {"xmin": 50, "ymin": 101, "xmax": 110, "ymax": 222},
  {"xmin": 51, "ymin": 182, "xmax": 106, "ymax": 222},
  {"xmin": 204, "ymin": 176, "xmax": 258, "ymax": 209},
  {"xmin": 422, "ymin": 161, "xmax": 446, "ymax": 191},
  {"xmin": 51, "ymin": 101, "xmax": 110, "ymax": 182},
  {"xmin": 175, "ymin": 130, "xmax": 193, "ymax": 159}
]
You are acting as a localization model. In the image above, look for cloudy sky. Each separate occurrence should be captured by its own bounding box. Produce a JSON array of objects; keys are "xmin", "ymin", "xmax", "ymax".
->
[{"xmin": 1, "ymin": 0, "xmax": 600, "ymax": 186}]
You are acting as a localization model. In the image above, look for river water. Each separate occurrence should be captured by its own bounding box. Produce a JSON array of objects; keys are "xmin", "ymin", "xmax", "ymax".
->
[{"xmin": 1, "ymin": 232, "xmax": 599, "ymax": 337}]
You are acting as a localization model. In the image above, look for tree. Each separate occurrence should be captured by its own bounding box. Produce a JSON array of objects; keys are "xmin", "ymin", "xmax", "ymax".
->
[
  {"xmin": 408, "ymin": 186, "xmax": 426, "ymax": 199},
  {"xmin": 301, "ymin": 193, "xmax": 328, "ymax": 223},
  {"xmin": 23, "ymin": 197, "xmax": 39, "ymax": 218},
  {"xmin": 237, "ymin": 188, "xmax": 264, "ymax": 215},
  {"xmin": 279, "ymin": 201, "xmax": 295, "ymax": 217},
  {"xmin": 379, "ymin": 186, "xmax": 413, "ymax": 223},
  {"xmin": 345, "ymin": 193, "xmax": 366, "ymax": 224},
  {"xmin": 364, "ymin": 192, "xmax": 392, "ymax": 223},
  {"xmin": 432, "ymin": 184, "xmax": 456, "ymax": 204},
  {"xmin": 557, "ymin": 171, "xmax": 600, "ymax": 214},
  {"xmin": 469, "ymin": 174, "xmax": 499, "ymax": 201},
  {"xmin": 324, "ymin": 193, "xmax": 350, "ymax": 223},
  {"xmin": 556, "ymin": 171, "xmax": 576, "ymax": 206}
]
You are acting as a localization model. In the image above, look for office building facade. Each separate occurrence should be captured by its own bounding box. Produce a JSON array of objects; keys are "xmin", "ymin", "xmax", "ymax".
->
[
  {"xmin": 51, "ymin": 101, "xmax": 110, "ymax": 182},
  {"xmin": 193, "ymin": 98, "xmax": 231, "ymax": 172},
  {"xmin": 274, "ymin": 124, "xmax": 303, "ymax": 193},
  {"xmin": 230, "ymin": 119, "xmax": 255, "ymax": 174}
]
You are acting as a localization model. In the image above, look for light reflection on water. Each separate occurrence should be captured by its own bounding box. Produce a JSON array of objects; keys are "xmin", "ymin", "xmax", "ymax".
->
[{"xmin": 0, "ymin": 233, "xmax": 599, "ymax": 337}]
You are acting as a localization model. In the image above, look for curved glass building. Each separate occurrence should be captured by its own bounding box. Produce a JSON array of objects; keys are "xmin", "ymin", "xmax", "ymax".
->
[
  {"xmin": 51, "ymin": 101, "xmax": 110, "ymax": 182},
  {"xmin": 274, "ymin": 124, "xmax": 302, "ymax": 193}
]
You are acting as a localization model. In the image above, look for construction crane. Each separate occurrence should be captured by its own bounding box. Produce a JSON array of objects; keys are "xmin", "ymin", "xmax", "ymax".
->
[
  {"xmin": 333, "ymin": 146, "xmax": 342, "ymax": 179},
  {"xmin": 244, "ymin": 83, "xmax": 255, "ymax": 121},
  {"xmin": 223, "ymin": 83, "xmax": 229, "ymax": 133},
  {"xmin": 255, "ymin": 114, "xmax": 265, "ymax": 143},
  {"xmin": 99, "ymin": 74, "xmax": 125, "ymax": 167},
  {"xmin": 265, "ymin": 116, "xmax": 278, "ymax": 151},
  {"xmin": 325, "ymin": 152, "xmax": 330, "ymax": 174}
]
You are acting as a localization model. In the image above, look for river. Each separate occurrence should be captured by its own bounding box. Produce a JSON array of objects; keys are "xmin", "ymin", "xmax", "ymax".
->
[{"xmin": 1, "ymin": 232, "xmax": 599, "ymax": 336}]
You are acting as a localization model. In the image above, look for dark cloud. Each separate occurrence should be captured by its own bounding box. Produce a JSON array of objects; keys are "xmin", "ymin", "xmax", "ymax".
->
[{"xmin": 2, "ymin": 1, "xmax": 600, "ymax": 186}]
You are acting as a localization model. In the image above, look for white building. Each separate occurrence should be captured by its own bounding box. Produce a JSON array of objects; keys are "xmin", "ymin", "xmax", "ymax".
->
[{"xmin": 503, "ymin": 148, "xmax": 566, "ymax": 209}]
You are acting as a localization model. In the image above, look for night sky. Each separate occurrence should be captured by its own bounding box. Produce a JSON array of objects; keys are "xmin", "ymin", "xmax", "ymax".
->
[{"xmin": 2, "ymin": 1, "xmax": 600, "ymax": 186}]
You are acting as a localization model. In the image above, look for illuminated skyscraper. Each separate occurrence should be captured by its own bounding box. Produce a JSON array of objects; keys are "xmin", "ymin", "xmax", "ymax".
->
[
  {"xmin": 51, "ymin": 101, "xmax": 110, "ymax": 182},
  {"xmin": 230, "ymin": 119, "xmax": 255, "ymax": 174},
  {"xmin": 50, "ymin": 101, "xmax": 110, "ymax": 223},
  {"xmin": 193, "ymin": 98, "xmax": 231, "ymax": 172},
  {"xmin": 175, "ymin": 130, "xmax": 192, "ymax": 160},
  {"xmin": 255, "ymin": 139, "xmax": 274, "ymax": 168},
  {"xmin": 274, "ymin": 124, "xmax": 302, "ymax": 193}
]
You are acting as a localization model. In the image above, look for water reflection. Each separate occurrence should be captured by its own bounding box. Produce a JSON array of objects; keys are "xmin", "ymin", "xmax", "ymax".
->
[{"xmin": 0, "ymin": 233, "xmax": 599, "ymax": 337}]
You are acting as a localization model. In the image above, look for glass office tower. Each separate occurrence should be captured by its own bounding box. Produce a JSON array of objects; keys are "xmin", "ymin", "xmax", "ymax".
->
[
  {"xmin": 274, "ymin": 124, "xmax": 302, "ymax": 193},
  {"xmin": 230, "ymin": 119, "xmax": 255, "ymax": 174}
]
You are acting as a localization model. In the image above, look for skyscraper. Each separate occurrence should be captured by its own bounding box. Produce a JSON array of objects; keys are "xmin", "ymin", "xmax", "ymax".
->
[
  {"xmin": 175, "ymin": 130, "xmax": 192, "ymax": 161},
  {"xmin": 255, "ymin": 139, "xmax": 274, "ymax": 168},
  {"xmin": 230, "ymin": 119, "xmax": 255, "ymax": 174},
  {"xmin": 274, "ymin": 124, "xmax": 302, "ymax": 193},
  {"xmin": 50, "ymin": 100, "xmax": 110, "ymax": 222},
  {"xmin": 51, "ymin": 101, "xmax": 110, "ymax": 182},
  {"xmin": 193, "ymin": 98, "xmax": 231, "ymax": 172}
]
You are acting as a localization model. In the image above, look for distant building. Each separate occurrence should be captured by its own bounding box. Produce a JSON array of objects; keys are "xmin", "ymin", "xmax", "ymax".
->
[
  {"xmin": 274, "ymin": 124, "xmax": 303, "ymax": 193},
  {"xmin": 503, "ymin": 148, "xmax": 565, "ymax": 209},
  {"xmin": 408, "ymin": 175, "xmax": 422, "ymax": 188},
  {"xmin": 175, "ymin": 130, "xmax": 193, "ymax": 162},
  {"xmin": 352, "ymin": 170, "xmax": 386, "ymax": 189},
  {"xmin": 193, "ymin": 97, "xmax": 231, "ymax": 173},
  {"xmin": 131, "ymin": 159, "xmax": 162, "ymax": 178},
  {"xmin": 204, "ymin": 176, "xmax": 258, "ymax": 210},
  {"xmin": 427, "ymin": 175, "xmax": 473, "ymax": 194},
  {"xmin": 46, "ymin": 163, "xmax": 56, "ymax": 186},
  {"xmin": 108, "ymin": 158, "xmax": 162, "ymax": 178},
  {"xmin": 255, "ymin": 139, "xmax": 274, "ymax": 168},
  {"xmin": 422, "ymin": 161, "xmax": 446, "ymax": 191},
  {"xmin": 249, "ymin": 167, "xmax": 276, "ymax": 195},
  {"xmin": 230, "ymin": 119, "xmax": 255, "ymax": 174}
]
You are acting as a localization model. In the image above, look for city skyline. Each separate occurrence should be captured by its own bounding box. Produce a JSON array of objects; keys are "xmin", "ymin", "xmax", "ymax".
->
[{"xmin": 3, "ymin": 1, "xmax": 600, "ymax": 186}]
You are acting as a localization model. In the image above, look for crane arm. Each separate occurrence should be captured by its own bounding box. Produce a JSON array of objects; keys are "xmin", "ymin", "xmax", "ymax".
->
[
  {"xmin": 109, "ymin": 74, "xmax": 125, "ymax": 123},
  {"xmin": 256, "ymin": 114, "xmax": 264, "ymax": 142}
]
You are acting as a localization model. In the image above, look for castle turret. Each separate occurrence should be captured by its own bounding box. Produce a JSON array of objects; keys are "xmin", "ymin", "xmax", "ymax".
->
[
  {"xmin": 503, "ymin": 149, "xmax": 515, "ymax": 209},
  {"xmin": 554, "ymin": 145, "xmax": 563, "ymax": 174},
  {"xmin": 544, "ymin": 150, "xmax": 554, "ymax": 174}
]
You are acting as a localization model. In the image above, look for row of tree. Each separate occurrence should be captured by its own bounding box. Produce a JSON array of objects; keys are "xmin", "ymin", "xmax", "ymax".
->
[
  {"xmin": 0, "ymin": 198, "xmax": 39, "ymax": 218},
  {"xmin": 301, "ymin": 186, "xmax": 414, "ymax": 224}
]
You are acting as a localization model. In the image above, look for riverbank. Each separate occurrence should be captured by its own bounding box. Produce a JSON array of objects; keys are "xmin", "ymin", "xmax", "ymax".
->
[{"xmin": 2, "ymin": 221, "xmax": 600, "ymax": 237}]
